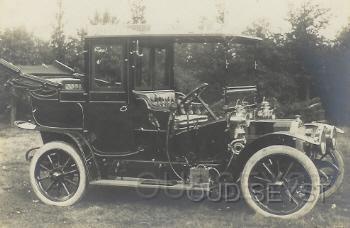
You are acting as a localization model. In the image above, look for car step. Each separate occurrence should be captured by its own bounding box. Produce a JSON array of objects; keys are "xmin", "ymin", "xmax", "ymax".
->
[
  {"xmin": 140, "ymin": 179, "xmax": 177, "ymax": 186},
  {"xmin": 90, "ymin": 178, "xmax": 209, "ymax": 191}
]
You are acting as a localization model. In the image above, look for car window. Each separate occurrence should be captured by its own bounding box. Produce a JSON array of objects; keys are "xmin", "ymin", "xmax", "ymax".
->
[
  {"xmin": 92, "ymin": 44, "xmax": 124, "ymax": 91},
  {"xmin": 134, "ymin": 46, "xmax": 169, "ymax": 90},
  {"xmin": 154, "ymin": 48, "xmax": 167, "ymax": 89}
]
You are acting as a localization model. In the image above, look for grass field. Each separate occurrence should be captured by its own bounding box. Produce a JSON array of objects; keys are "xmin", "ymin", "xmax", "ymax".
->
[{"xmin": 0, "ymin": 126, "xmax": 349, "ymax": 227}]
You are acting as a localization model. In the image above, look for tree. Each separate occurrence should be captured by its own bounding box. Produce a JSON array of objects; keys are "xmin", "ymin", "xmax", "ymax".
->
[
  {"xmin": 243, "ymin": 17, "xmax": 329, "ymax": 121},
  {"xmin": 89, "ymin": 11, "xmax": 119, "ymax": 25},
  {"xmin": 337, "ymin": 23, "xmax": 350, "ymax": 49},
  {"xmin": 65, "ymin": 11, "xmax": 120, "ymax": 72},
  {"xmin": 0, "ymin": 27, "xmax": 52, "ymax": 65},
  {"xmin": 0, "ymin": 28, "xmax": 53, "ymax": 120},
  {"xmin": 50, "ymin": 0, "xmax": 66, "ymax": 62},
  {"xmin": 65, "ymin": 28, "xmax": 87, "ymax": 72},
  {"xmin": 325, "ymin": 23, "xmax": 350, "ymax": 124},
  {"xmin": 33, "ymin": 38, "xmax": 54, "ymax": 64},
  {"xmin": 244, "ymin": 21, "xmax": 299, "ymax": 105},
  {"xmin": 285, "ymin": 1, "xmax": 331, "ymax": 101},
  {"xmin": 128, "ymin": 0, "xmax": 146, "ymax": 24},
  {"xmin": 215, "ymin": 0, "xmax": 225, "ymax": 24},
  {"xmin": 288, "ymin": 2, "xmax": 330, "ymax": 41}
]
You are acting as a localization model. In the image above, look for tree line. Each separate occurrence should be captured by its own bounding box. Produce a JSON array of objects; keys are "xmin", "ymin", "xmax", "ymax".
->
[{"xmin": 0, "ymin": 1, "xmax": 349, "ymax": 124}]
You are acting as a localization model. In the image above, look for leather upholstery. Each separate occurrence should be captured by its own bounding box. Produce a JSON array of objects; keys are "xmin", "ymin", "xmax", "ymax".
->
[
  {"xmin": 133, "ymin": 90, "xmax": 175, "ymax": 110},
  {"xmin": 133, "ymin": 90, "xmax": 209, "ymax": 128}
]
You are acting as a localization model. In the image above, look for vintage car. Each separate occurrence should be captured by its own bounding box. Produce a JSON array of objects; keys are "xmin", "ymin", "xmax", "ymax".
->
[
  {"xmin": 222, "ymin": 86, "xmax": 344, "ymax": 199},
  {"xmin": 7, "ymin": 29, "xmax": 344, "ymax": 219}
]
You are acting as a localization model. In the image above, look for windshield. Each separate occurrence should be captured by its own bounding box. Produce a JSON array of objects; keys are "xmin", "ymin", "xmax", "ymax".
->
[
  {"xmin": 131, "ymin": 38, "xmax": 257, "ymax": 102},
  {"xmin": 174, "ymin": 41, "xmax": 256, "ymax": 103}
]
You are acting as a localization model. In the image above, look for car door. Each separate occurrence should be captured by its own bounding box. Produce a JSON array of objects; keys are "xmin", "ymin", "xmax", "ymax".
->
[{"xmin": 87, "ymin": 39, "xmax": 136, "ymax": 154}]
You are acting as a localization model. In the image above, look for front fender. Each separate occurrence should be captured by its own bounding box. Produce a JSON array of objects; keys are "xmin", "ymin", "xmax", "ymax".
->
[
  {"xmin": 227, "ymin": 132, "xmax": 318, "ymax": 181},
  {"xmin": 267, "ymin": 131, "xmax": 320, "ymax": 145},
  {"xmin": 305, "ymin": 122, "xmax": 344, "ymax": 134}
]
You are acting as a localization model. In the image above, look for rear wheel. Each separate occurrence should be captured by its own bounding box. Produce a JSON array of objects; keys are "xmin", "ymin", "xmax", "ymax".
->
[
  {"xmin": 241, "ymin": 146, "xmax": 320, "ymax": 219},
  {"xmin": 29, "ymin": 141, "xmax": 87, "ymax": 206}
]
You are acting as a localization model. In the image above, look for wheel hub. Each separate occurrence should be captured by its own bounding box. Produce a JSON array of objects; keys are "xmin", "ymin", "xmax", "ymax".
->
[
  {"xmin": 273, "ymin": 181, "xmax": 284, "ymax": 186},
  {"xmin": 51, "ymin": 171, "xmax": 63, "ymax": 180}
]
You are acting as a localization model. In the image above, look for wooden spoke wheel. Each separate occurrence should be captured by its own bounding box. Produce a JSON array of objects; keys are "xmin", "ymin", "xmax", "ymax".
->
[
  {"xmin": 241, "ymin": 146, "xmax": 320, "ymax": 219},
  {"xmin": 30, "ymin": 142, "xmax": 87, "ymax": 206},
  {"xmin": 314, "ymin": 149, "xmax": 344, "ymax": 198}
]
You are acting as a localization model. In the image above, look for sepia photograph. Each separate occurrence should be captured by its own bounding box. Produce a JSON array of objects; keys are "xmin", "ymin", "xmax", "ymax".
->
[{"xmin": 0, "ymin": 0, "xmax": 349, "ymax": 227}]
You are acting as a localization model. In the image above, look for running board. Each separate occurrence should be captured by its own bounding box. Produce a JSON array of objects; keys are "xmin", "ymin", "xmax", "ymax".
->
[{"xmin": 90, "ymin": 178, "xmax": 209, "ymax": 191}]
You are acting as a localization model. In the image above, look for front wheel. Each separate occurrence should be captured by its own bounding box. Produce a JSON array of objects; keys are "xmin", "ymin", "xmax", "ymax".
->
[
  {"xmin": 29, "ymin": 141, "xmax": 87, "ymax": 206},
  {"xmin": 315, "ymin": 149, "xmax": 344, "ymax": 198},
  {"xmin": 241, "ymin": 146, "xmax": 320, "ymax": 219}
]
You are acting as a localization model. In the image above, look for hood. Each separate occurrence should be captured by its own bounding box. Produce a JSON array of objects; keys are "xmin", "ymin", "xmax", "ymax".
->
[{"xmin": 248, "ymin": 118, "xmax": 301, "ymax": 134}]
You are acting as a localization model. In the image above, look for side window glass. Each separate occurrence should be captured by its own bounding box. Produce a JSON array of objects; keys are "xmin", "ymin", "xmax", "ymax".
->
[
  {"xmin": 154, "ymin": 48, "xmax": 167, "ymax": 89},
  {"xmin": 92, "ymin": 44, "xmax": 124, "ymax": 91},
  {"xmin": 134, "ymin": 45, "xmax": 169, "ymax": 91},
  {"xmin": 135, "ymin": 48, "xmax": 152, "ymax": 90}
]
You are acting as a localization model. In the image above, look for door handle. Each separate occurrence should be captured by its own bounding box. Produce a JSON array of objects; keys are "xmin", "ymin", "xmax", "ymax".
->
[{"xmin": 120, "ymin": 105, "xmax": 128, "ymax": 112}]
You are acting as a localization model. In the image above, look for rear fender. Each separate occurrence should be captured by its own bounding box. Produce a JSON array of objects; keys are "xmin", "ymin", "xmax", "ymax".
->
[{"xmin": 35, "ymin": 129, "xmax": 100, "ymax": 181}]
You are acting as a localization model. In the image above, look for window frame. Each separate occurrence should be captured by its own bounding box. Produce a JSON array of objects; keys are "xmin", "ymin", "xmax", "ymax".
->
[
  {"xmin": 132, "ymin": 39, "xmax": 174, "ymax": 91},
  {"xmin": 89, "ymin": 39, "xmax": 128, "ymax": 92}
]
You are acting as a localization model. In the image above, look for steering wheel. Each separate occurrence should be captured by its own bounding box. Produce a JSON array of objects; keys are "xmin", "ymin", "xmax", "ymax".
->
[
  {"xmin": 181, "ymin": 83, "xmax": 209, "ymax": 103},
  {"xmin": 180, "ymin": 83, "xmax": 218, "ymax": 120}
]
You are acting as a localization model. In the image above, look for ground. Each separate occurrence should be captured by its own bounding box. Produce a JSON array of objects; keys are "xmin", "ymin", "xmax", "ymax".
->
[{"xmin": 0, "ymin": 125, "xmax": 349, "ymax": 228}]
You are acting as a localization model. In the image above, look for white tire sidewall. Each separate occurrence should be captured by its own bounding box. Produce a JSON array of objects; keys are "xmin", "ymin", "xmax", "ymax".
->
[
  {"xmin": 241, "ymin": 145, "xmax": 320, "ymax": 219},
  {"xmin": 30, "ymin": 141, "xmax": 87, "ymax": 206}
]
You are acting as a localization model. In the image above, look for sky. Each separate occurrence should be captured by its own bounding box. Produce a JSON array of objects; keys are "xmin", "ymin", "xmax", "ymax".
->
[{"xmin": 0, "ymin": 0, "xmax": 349, "ymax": 40}]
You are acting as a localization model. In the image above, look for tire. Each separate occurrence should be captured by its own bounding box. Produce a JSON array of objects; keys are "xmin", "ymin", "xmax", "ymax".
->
[
  {"xmin": 316, "ymin": 149, "xmax": 344, "ymax": 198},
  {"xmin": 29, "ymin": 141, "xmax": 87, "ymax": 206},
  {"xmin": 241, "ymin": 145, "xmax": 320, "ymax": 219}
]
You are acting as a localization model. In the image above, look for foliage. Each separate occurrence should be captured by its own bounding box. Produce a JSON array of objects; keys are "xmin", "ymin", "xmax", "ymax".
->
[
  {"xmin": 0, "ymin": 28, "xmax": 53, "ymax": 65},
  {"xmin": 285, "ymin": 1, "xmax": 331, "ymax": 101},
  {"xmin": 240, "ymin": 2, "xmax": 333, "ymax": 121},
  {"xmin": 128, "ymin": 0, "xmax": 146, "ymax": 24},
  {"xmin": 0, "ymin": 27, "xmax": 54, "ymax": 119},
  {"xmin": 215, "ymin": 0, "xmax": 225, "ymax": 24},
  {"xmin": 65, "ymin": 28, "xmax": 87, "ymax": 72},
  {"xmin": 50, "ymin": 0, "xmax": 66, "ymax": 63},
  {"xmin": 89, "ymin": 11, "xmax": 119, "ymax": 25},
  {"xmin": 0, "ymin": 72, "xmax": 12, "ymax": 116},
  {"xmin": 322, "ymin": 23, "xmax": 350, "ymax": 124},
  {"xmin": 275, "ymin": 97, "xmax": 325, "ymax": 122},
  {"xmin": 65, "ymin": 11, "xmax": 121, "ymax": 73}
]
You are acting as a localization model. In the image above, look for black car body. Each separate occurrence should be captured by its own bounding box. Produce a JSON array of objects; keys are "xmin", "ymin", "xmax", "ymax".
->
[{"xmin": 7, "ymin": 29, "xmax": 344, "ymax": 219}]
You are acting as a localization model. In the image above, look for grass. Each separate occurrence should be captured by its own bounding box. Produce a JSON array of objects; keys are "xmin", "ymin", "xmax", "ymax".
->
[{"xmin": 0, "ymin": 126, "xmax": 349, "ymax": 227}]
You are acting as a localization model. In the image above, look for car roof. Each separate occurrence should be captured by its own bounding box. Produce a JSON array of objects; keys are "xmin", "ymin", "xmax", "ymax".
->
[{"xmin": 86, "ymin": 25, "xmax": 262, "ymax": 44}]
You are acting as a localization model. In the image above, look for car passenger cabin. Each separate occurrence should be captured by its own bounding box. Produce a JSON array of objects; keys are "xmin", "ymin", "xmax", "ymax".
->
[
  {"xmin": 80, "ymin": 31, "xmax": 260, "ymax": 153},
  {"xmin": 9, "ymin": 29, "xmax": 260, "ymax": 155}
]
